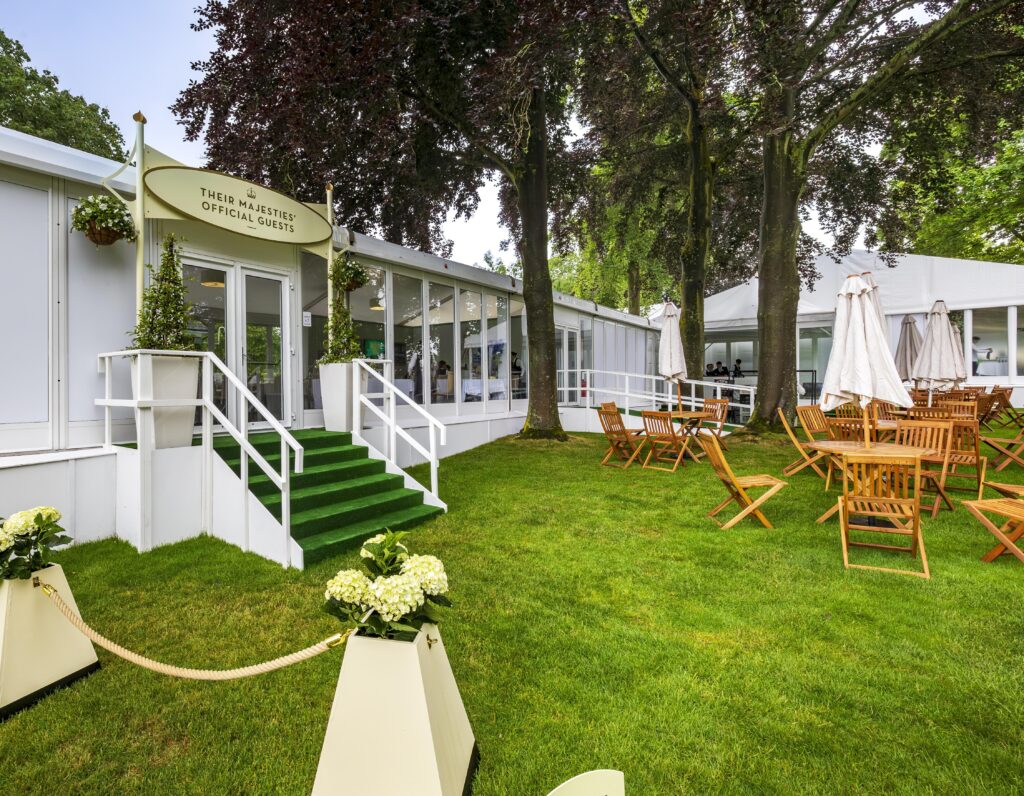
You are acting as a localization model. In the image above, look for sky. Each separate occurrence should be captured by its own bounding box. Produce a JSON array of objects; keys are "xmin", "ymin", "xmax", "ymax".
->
[{"xmin": 4, "ymin": 2, "xmax": 829, "ymax": 270}]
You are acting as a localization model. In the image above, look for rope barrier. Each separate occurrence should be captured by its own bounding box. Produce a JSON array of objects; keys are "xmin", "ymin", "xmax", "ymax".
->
[{"xmin": 39, "ymin": 583, "xmax": 350, "ymax": 681}]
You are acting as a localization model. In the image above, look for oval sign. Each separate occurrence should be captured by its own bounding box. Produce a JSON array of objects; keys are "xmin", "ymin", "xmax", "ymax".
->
[{"xmin": 144, "ymin": 166, "xmax": 332, "ymax": 245}]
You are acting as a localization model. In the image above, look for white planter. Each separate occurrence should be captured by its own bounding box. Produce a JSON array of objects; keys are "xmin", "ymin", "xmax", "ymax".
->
[
  {"xmin": 131, "ymin": 354, "xmax": 201, "ymax": 449},
  {"xmin": 319, "ymin": 362, "xmax": 354, "ymax": 433},
  {"xmin": 312, "ymin": 623, "xmax": 478, "ymax": 796},
  {"xmin": 0, "ymin": 564, "xmax": 99, "ymax": 719}
]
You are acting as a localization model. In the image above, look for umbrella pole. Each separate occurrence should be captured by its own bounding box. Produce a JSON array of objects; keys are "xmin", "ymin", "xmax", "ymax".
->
[
  {"xmin": 676, "ymin": 381, "xmax": 682, "ymax": 413},
  {"xmin": 862, "ymin": 404, "xmax": 872, "ymax": 448}
]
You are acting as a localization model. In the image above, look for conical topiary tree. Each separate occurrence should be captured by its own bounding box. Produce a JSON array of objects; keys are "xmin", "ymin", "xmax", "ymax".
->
[{"xmin": 131, "ymin": 234, "xmax": 196, "ymax": 351}]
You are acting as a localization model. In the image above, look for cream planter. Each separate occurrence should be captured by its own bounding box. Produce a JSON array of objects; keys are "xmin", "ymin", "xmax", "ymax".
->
[
  {"xmin": 312, "ymin": 623, "xmax": 478, "ymax": 796},
  {"xmin": 0, "ymin": 564, "xmax": 99, "ymax": 719},
  {"xmin": 319, "ymin": 362, "xmax": 354, "ymax": 433},
  {"xmin": 131, "ymin": 354, "xmax": 200, "ymax": 448}
]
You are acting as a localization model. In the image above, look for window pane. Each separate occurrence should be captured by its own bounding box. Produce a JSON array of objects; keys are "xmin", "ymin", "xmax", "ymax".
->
[
  {"xmin": 428, "ymin": 283, "xmax": 455, "ymax": 404},
  {"xmin": 350, "ymin": 264, "xmax": 386, "ymax": 359},
  {"xmin": 184, "ymin": 264, "xmax": 228, "ymax": 419},
  {"xmin": 486, "ymin": 294, "xmax": 508, "ymax": 402},
  {"xmin": 972, "ymin": 307, "xmax": 1008, "ymax": 376},
  {"xmin": 392, "ymin": 273, "xmax": 424, "ymax": 403},
  {"xmin": 510, "ymin": 298, "xmax": 527, "ymax": 399},
  {"xmin": 460, "ymin": 289, "xmax": 482, "ymax": 402}
]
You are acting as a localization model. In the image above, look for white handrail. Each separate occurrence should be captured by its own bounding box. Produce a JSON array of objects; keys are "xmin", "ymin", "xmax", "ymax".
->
[
  {"xmin": 95, "ymin": 350, "xmax": 304, "ymax": 567},
  {"xmin": 351, "ymin": 358, "xmax": 447, "ymax": 501}
]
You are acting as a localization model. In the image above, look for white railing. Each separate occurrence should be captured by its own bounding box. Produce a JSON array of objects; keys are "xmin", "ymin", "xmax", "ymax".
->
[
  {"xmin": 352, "ymin": 358, "xmax": 447, "ymax": 501},
  {"xmin": 560, "ymin": 368, "xmax": 756, "ymax": 427},
  {"xmin": 96, "ymin": 350, "xmax": 304, "ymax": 566}
]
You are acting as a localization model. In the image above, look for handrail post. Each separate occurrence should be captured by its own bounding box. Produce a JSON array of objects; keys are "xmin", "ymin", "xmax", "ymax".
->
[
  {"xmin": 138, "ymin": 352, "xmax": 154, "ymax": 552},
  {"xmin": 388, "ymin": 382, "xmax": 397, "ymax": 462},
  {"xmin": 102, "ymin": 356, "xmax": 112, "ymax": 448},
  {"xmin": 352, "ymin": 361, "xmax": 361, "ymax": 434},
  {"xmin": 239, "ymin": 381, "xmax": 249, "ymax": 553},
  {"xmin": 280, "ymin": 435, "xmax": 290, "ymax": 567},
  {"xmin": 202, "ymin": 356, "xmax": 213, "ymax": 533},
  {"xmin": 429, "ymin": 423, "xmax": 438, "ymax": 499}
]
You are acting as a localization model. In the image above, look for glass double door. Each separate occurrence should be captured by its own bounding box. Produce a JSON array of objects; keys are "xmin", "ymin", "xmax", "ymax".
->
[
  {"xmin": 184, "ymin": 262, "xmax": 290, "ymax": 428},
  {"xmin": 555, "ymin": 326, "xmax": 580, "ymax": 405}
]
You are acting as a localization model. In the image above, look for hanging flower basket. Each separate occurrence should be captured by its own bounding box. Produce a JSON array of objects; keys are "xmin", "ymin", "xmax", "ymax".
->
[
  {"xmin": 70, "ymin": 195, "xmax": 138, "ymax": 247},
  {"xmin": 84, "ymin": 221, "xmax": 124, "ymax": 246},
  {"xmin": 330, "ymin": 251, "xmax": 369, "ymax": 293}
]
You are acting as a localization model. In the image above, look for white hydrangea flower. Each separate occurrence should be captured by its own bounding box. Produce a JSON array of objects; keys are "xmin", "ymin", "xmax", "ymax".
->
[
  {"xmin": 368, "ymin": 573, "xmax": 425, "ymax": 622},
  {"xmin": 0, "ymin": 524, "xmax": 16, "ymax": 553},
  {"xmin": 401, "ymin": 554, "xmax": 448, "ymax": 596},
  {"xmin": 324, "ymin": 569, "xmax": 373, "ymax": 608},
  {"xmin": 2, "ymin": 507, "xmax": 60, "ymax": 536}
]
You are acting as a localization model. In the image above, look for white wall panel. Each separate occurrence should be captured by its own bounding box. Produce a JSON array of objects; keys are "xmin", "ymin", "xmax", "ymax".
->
[
  {"xmin": 66, "ymin": 198, "xmax": 136, "ymax": 422},
  {"xmin": 0, "ymin": 179, "xmax": 50, "ymax": 424}
]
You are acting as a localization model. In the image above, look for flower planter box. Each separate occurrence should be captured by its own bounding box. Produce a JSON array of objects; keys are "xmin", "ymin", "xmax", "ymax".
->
[
  {"xmin": 312, "ymin": 623, "xmax": 477, "ymax": 795},
  {"xmin": 0, "ymin": 564, "xmax": 99, "ymax": 720},
  {"xmin": 319, "ymin": 362, "xmax": 354, "ymax": 433},
  {"xmin": 131, "ymin": 354, "xmax": 201, "ymax": 449}
]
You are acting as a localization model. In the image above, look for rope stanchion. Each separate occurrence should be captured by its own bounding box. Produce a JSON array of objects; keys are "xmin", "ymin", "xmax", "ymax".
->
[{"xmin": 39, "ymin": 583, "xmax": 350, "ymax": 681}]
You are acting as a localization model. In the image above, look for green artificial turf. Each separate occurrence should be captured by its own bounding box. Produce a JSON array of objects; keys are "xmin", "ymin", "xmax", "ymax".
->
[{"xmin": 2, "ymin": 431, "xmax": 1023, "ymax": 794}]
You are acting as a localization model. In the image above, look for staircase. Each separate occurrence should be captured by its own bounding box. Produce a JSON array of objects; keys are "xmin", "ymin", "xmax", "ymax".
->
[{"xmin": 213, "ymin": 429, "xmax": 443, "ymax": 565}]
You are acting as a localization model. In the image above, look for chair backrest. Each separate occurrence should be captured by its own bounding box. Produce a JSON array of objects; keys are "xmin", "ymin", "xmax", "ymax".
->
[
  {"xmin": 703, "ymin": 398, "xmax": 729, "ymax": 426},
  {"xmin": 842, "ymin": 453, "xmax": 920, "ymax": 502},
  {"xmin": 963, "ymin": 386, "xmax": 987, "ymax": 396},
  {"xmin": 641, "ymin": 410, "xmax": 679, "ymax": 443},
  {"xmin": 872, "ymin": 400, "xmax": 901, "ymax": 421},
  {"xmin": 827, "ymin": 417, "xmax": 871, "ymax": 442},
  {"xmin": 936, "ymin": 398, "xmax": 977, "ymax": 418},
  {"xmin": 895, "ymin": 419, "xmax": 953, "ymax": 460},
  {"xmin": 950, "ymin": 418, "xmax": 981, "ymax": 457},
  {"xmin": 698, "ymin": 433, "xmax": 737, "ymax": 488},
  {"xmin": 910, "ymin": 389, "xmax": 931, "ymax": 407},
  {"xmin": 600, "ymin": 402, "xmax": 618, "ymax": 412},
  {"xmin": 975, "ymin": 392, "xmax": 996, "ymax": 420},
  {"xmin": 835, "ymin": 403, "xmax": 861, "ymax": 419},
  {"xmin": 907, "ymin": 406, "xmax": 952, "ymax": 420},
  {"xmin": 598, "ymin": 409, "xmax": 631, "ymax": 442},
  {"xmin": 795, "ymin": 405, "xmax": 829, "ymax": 436}
]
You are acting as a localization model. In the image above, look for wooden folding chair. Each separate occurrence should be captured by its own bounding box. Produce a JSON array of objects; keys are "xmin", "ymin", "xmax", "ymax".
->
[
  {"xmin": 990, "ymin": 387, "xmax": 1022, "ymax": 429},
  {"xmin": 908, "ymin": 406, "xmax": 952, "ymax": 421},
  {"xmin": 871, "ymin": 400, "xmax": 903, "ymax": 421},
  {"xmin": 834, "ymin": 403, "xmax": 861, "ymax": 419},
  {"xmin": 910, "ymin": 389, "xmax": 931, "ymax": 407},
  {"xmin": 974, "ymin": 392, "xmax": 996, "ymax": 425},
  {"xmin": 981, "ymin": 427, "xmax": 1024, "ymax": 473},
  {"xmin": 963, "ymin": 498, "xmax": 1024, "ymax": 564},
  {"xmin": 839, "ymin": 453, "xmax": 929, "ymax": 578},
  {"xmin": 896, "ymin": 419, "xmax": 953, "ymax": 517},
  {"xmin": 795, "ymin": 405, "xmax": 829, "ymax": 443},
  {"xmin": 640, "ymin": 410, "xmax": 692, "ymax": 473},
  {"xmin": 778, "ymin": 409, "xmax": 827, "ymax": 479},
  {"xmin": 826, "ymin": 417, "xmax": 871, "ymax": 442},
  {"xmin": 944, "ymin": 419, "xmax": 987, "ymax": 500},
  {"xmin": 935, "ymin": 399, "xmax": 977, "ymax": 419},
  {"xmin": 600, "ymin": 402, "xmax": 619, "ymax": 412},
  {"xmin": 698, "ymin": 434, "xmax": 786, "ymax": 529},
  {"xmin": 598, "ymin": 409, "xmax": 645, "ymax": 469},
  {"xmin": 698, "ymin": 398, "xmax": 731, "ymax": 450},
  {"xmin": 980, "ymin": 480, "xmax": 1024, "ymax": 500}
]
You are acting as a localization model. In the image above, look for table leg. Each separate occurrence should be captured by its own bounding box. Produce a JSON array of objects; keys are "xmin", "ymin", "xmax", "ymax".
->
[{"xmin": 816, "ymin": 497, "xmax": 841, "ymax": 524}]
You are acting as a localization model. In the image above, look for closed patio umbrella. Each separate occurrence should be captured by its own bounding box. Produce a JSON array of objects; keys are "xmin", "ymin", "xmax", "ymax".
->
[
  {"xmin": 911, "ymin": 300, "xmax": 967, "ymax": 397},
  {"xmin": 894, "ymin": 315, "xmax": 923, "ymax": 382},
  {"xmin": 820, "ymin": 274, "xmax": 912, "ymax": 446},
  {"xmin": 659, "ymin": 302, "xmax": 686, "ymax": 410}
]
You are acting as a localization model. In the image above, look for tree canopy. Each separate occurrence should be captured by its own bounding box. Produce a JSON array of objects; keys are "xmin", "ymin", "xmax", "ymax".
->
[{"xmin": 0, "ymin": 30, "xmax": 124, "ymax": 160}]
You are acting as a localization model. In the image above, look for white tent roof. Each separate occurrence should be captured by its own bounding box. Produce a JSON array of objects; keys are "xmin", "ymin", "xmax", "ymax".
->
[{"xmin": 704, "ymin": 251, "xmax": 1024, "ymax": 331}]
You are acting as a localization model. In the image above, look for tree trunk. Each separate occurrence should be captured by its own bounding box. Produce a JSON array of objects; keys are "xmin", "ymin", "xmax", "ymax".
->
[
  {"xmin": 626, "ymin": 259, "xmax": 641, "ymax": 316},
  {"xmin": 679, "ymin": 115, "xmax": 714, "ymax": 379},
  {"xmin": 750, "ymin": 132, "xmax": 805, "ymax": 430},
  {"xmin": 516, "ymin": 86, "xmax": 567, "ymax": 440}
]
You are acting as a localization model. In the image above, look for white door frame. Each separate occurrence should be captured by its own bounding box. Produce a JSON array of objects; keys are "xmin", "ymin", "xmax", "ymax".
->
[{"xmin": 239, "ymin": 268, "xmax": 292, "ymax": 429}]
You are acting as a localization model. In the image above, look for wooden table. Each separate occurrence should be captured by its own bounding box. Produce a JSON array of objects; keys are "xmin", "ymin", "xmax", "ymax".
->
[
  {"xmin": 670, "ymin": 411, "xmax": 713, "ymax": 462},
  {"xmin": 806, "ymin": 441, "xmax": 936, "ymax": 523}
]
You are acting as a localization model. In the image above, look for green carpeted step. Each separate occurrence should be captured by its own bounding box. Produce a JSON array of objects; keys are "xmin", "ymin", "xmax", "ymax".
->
[
  {"xmin": 290, "ymin": 488, "xmax": 425, "ymax": 540},
  {"xmin": 220, "ymin": 443, "xmax": 368, "ymax": 473},
  {"xmin": 248, "ymin": 457, "xmax": 388, "ymax": 497},
  {"xmin": 262, "ymin": 473, "xmax": 405, "ymax": 515},
  {"xmin": 299, "ymin": 504, "xmax": 445, "ymax": 565}
]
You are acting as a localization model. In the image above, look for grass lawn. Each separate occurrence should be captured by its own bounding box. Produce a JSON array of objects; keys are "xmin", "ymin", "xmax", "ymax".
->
[{"xmin": 2, "ymin": 430, "xmax": 1024, "ymax": 794}]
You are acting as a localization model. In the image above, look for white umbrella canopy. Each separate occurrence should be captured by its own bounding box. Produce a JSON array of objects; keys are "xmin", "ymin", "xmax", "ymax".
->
[
  {"xmin": 862, "ymin": 272, "xmax": 886, "ymax": 331},
  {"xmin": 911, "ymin": 300, "xmax": 967, "ymax": 393},
  {"xmin": 894, "ymin": 315, "xmax": 923, "ymax": 382},
  {"xmin": 659, "ymin": 301, "xmax": 686, "ymax": 409},
  {"xmin": 820, "ymin": 275, "xmax": 913, "ymax": 416}
]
